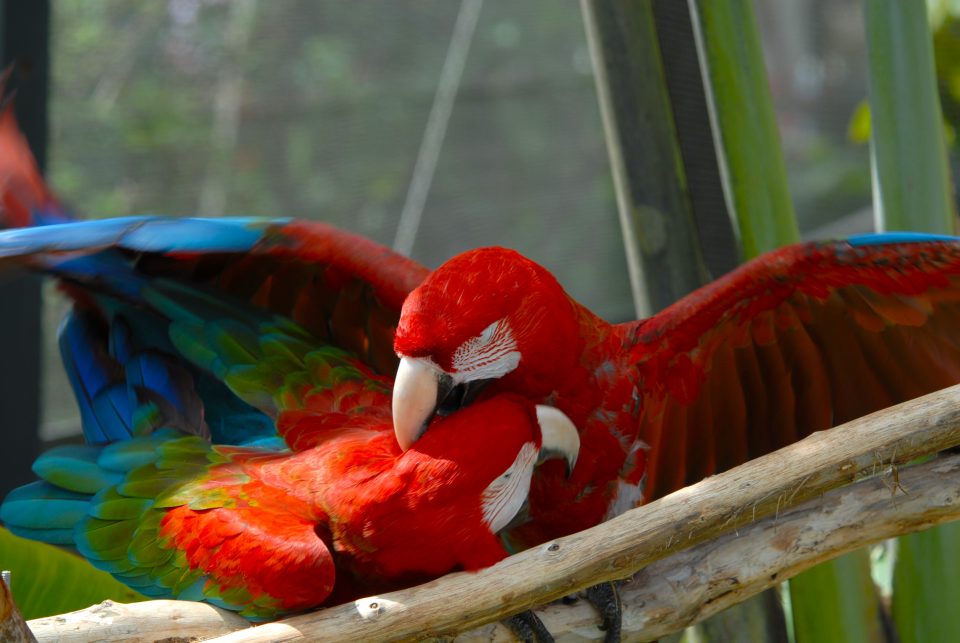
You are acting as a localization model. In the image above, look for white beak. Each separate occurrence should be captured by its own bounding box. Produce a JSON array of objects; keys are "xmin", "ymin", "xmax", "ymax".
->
[
  {"xmin": 393, "ymin": 356, "xmax": 440, "ymax": 451},
  {"xmin": 535, "ymin": 405, "xmax": 580, "ymax": 475}
]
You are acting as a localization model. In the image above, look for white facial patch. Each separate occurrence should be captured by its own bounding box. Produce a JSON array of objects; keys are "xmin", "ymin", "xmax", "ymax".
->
[
  {"xmin": 481, "ymin": 441, "xmax": 538, "ymax": 533},
  {"xmin": 451, "ymin": 319, "xmax": 520, "ymax": 383}
]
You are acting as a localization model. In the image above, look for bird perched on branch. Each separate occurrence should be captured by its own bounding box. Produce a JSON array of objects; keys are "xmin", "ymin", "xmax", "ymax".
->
[
  {"xmin": 392, "ymin": 235, "xmax": 960, "ymax": 548},
  {"xmin": 0, "ymin": 219, "xmax": 578, "ymax": 619},
  {"xmin": 0, "ymin": 86, "xmax": 584, "ymax": 618},
  {"xmin": 6, "ymin": 75, "xmax": 960, "ymax": 638}
]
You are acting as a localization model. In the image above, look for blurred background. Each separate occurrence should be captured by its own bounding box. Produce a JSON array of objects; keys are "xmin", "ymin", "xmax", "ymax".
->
[{"xmin": 35, "ymin": 0, "xmax": 889, "ymax": 443}]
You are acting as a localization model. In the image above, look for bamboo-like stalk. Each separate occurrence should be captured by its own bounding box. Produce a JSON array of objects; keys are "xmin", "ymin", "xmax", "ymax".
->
[
  {"xmin": 687, "ymin": 0, "xmax": 799, "ymax": 259},
  {"xmin": 580, "ymin": 0, "xmax": 709, "ymax": 317},
  {"xmin": 865, "ymin": 0, "xmax": 956, "ymax": 234},
  {"xmin": 865, "ymin": 4, "xmax": 959, "ymax": 639}
]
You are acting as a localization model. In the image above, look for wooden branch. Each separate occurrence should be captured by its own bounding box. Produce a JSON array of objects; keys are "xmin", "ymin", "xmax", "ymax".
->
[
  {"xmin": 28, "ymin": 600, "xmax": 248, "ymax": 643},
  {"xmin": 458, "ymin": 451, "xmax": 960, "ymax": 641},
  {"xmin": 30, "ymin": 451, "xmax": 960, "ymax": 643},
  {"xmin": 24, "ymin": 383, "xmax": 960, "ymax": 642},
  {"xmin": 203, "ymin": 383, "xmax": 960, "ymax": 642},
  {"xmin": 1, "ymin": 572, "xmax": 36, "ymax": 643}
]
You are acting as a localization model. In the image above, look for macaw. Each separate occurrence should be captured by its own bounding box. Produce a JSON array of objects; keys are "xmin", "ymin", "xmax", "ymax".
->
[
  {"xmin": 0, "ymin": 220, "xmax": 579, "ymax": 619},
  {"xmin": 0, "ymin": 95, "xmax": 569, "ymax": 621},
  {"xmin": 392, "ymin": 238, "xmax": 960, "ymax": 548}
]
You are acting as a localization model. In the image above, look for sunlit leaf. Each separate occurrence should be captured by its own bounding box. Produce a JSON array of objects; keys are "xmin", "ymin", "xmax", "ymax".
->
[{"xmin": 0, "ymin": 526, "xmax": 145, "ymax": 620}]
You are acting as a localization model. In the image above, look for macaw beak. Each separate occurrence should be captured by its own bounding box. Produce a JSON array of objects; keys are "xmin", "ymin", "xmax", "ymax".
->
[
  {"xmin": 393, "ymin": 356, "xmax": 502, "ymax": 450},
  {"xmin": 535, "ymin": 405, "xmax": 580, "ymax": 477},
  {"xmin": 393, "ymin": 357, "xmax": 442, "ymax": 451}
]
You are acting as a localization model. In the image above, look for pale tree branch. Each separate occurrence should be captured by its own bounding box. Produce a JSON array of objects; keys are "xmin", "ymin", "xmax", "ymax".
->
[
  {"xmin": 28, "ymin": 600, "xmax": 248, "ymax": 643},
  {"xmin": 26, "ymin": 384, "xmax": 960, "ymax": 642},
  {"xmin": 460, "ymin": 451, "xmax": 960, "ymax": 641}
]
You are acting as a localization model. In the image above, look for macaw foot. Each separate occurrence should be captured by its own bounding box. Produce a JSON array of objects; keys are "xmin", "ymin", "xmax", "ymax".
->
[
  {"xmin": 583, "ymin": 581, "xmax": 623, "ymax": 643},
  {"xmin": 504, "ymin": 610, "xmax": 555, "ymax": 643},
  {"xmin": 503, "ymin": 581, "xmax": 623, "ymax": 642}
]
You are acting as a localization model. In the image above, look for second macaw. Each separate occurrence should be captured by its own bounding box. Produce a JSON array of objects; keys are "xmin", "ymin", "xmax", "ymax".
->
[
  {"xmin": 392, "ymin": 238, "xmax": 960, "ymax": 547},
  {"xmin": 0, "ymin": 242, "xmax": 578, "ymax": 618},
  {"xmin": 0, "ymin": 98, "xmax": 584, "ymax": 618}
]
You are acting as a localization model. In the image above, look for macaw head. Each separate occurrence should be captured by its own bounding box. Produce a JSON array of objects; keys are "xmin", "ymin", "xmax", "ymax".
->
[{"xmin": 392, "ymin": 247, "xmax": 582, "ymax": 450}]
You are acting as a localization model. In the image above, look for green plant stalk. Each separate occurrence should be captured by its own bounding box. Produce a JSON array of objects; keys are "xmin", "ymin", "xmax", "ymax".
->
[
  {"xmin": 687, "ymin": 0, "xmax": 800, "ymax": 259},
  {"xmin": 866, "ymin": 3, "xmax": 960, "ymax": 641},
  {"xmin": 865, "ymin": 0, "xmax": 956, "ymax": 233},
  {"xmin": 689, "ymin": 2, "xmax": 888, "ymax": 639},
  {"xmin": 789, "ymin": 549, "xmax": 886, "ymax": 643},
  {"xmin": 893, "ymin": 522, "xmax": 960, "ymax": 643}
]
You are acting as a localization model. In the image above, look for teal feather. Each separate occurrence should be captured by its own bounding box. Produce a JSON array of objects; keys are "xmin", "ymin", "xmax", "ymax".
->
[
  {"xmin": 1, "ymin": 482, "xmax": 91, "ymax": 533},
  {"xmin": 128, "ymin": 528, "xmax": 173, "ymax": 567},
  {"xmin": 87, "ymin": 487, "xmax": 152, "ymax": 520},
  {"xmin": 141, "ymin": 283, "xmax": 206, "ymax": 326},
  {"xmin": 117, "ymin": 474, "xmax": 191, "ymax": 499},
  {"xmin": 223, "ymin": 366, "xmax": 282, "ymax": 415},
  {"xmin": 130, "ymin": 402, "xmax": 164, "ymax": 436},
  {"xmin": 32, "ymin": 446, "xmax": 122, "ymax": 494},
  {"xmin": 207, "ymin": 319, "xmax": 261, "ymax": 366},
  {"xmin": 97, "ymin": 432, "xmax": 177, "ymax": 472},
  {"xmin": 114, "ymin": 572, "xmax": 160, "ymax": 589},
  {"xmin": 84, "ymin": 555, "xmax": 136, "ymax": 575},
  {"xmin": 154, "ymin": 436, "xmax": 213, "ymax": 461},
  {"xmin": 175, "ymin": 576, "xmax": 208, "ymax": 601},
  {"xmin": 134, "ymin": 585, "xmax": 171, "ymax": 598},
  {"xmin": 168, "ymin": 322, "xmax": 222, "ymax": 376},
  {"xmin": 75, "ymin": 517, "xmax": 138, "ymax": 560},
  {"xmin": 261, "ymin": 333, "xmax": 313, "ymax": 363},
  {"xmin": 2, "ymin": 497, "xmax": 90, "ymax": 529},
  {"xmin": 5, "ymin": 526, "xmax": 76, "ymax": 546}
]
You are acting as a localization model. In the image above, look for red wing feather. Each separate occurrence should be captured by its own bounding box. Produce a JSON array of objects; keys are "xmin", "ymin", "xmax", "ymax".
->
[
  {"xmin": 158, "ymin": 469, "xmax": 336, "ymax": 614},
  {"xmin": 631, "ymin": 240, "xmax": 960, "ymax": 499}
]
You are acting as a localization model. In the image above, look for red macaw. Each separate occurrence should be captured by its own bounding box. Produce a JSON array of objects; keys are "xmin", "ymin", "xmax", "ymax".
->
[
  {"xmin": 0, "ymin": 237, "xmax": 579, "ymax": 619},
  {"xmin": 391, "ymin": 239, "xmax": 960, "ymax": 548},
  {"xmin": 0, "ymin": 99, "xmax": 585, "ymax": 618}
]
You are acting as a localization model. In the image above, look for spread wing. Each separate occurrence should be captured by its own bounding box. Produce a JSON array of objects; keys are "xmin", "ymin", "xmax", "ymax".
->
[
  {"xmin": 0, "ymin": 216, "xmax": 427, "ymax": 375},
  {"xmin": 630, "ymin": 234, "xmax": 960, "ymax": 499},
  {"xmin": 0, "ymin": 216, "xmax": 420, "ymax": 449}
]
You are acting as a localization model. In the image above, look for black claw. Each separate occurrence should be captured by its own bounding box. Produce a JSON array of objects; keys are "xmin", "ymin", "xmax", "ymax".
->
[
  {"xmin": 504, "ymin": 610, "xmax": 555, "ymax": 643},
  {"xmin": 584, "ymin": 581, "xmax": 623, "ymax": 643}
]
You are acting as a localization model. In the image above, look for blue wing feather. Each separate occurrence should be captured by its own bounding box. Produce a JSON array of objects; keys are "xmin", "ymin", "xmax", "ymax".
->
[
  {"xmin": 846, "ymin": 232, "xmax": 960, "ymax": 246},
  {"xmin": 0, "ymin": 216, "xmax": 282, "ymax": 258}
]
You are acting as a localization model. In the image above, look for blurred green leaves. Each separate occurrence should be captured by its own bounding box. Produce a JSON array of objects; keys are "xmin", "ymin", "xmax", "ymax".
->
[{"xmin": 0, "ymin": 527, "xmax": 144, "ymax": 620}]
